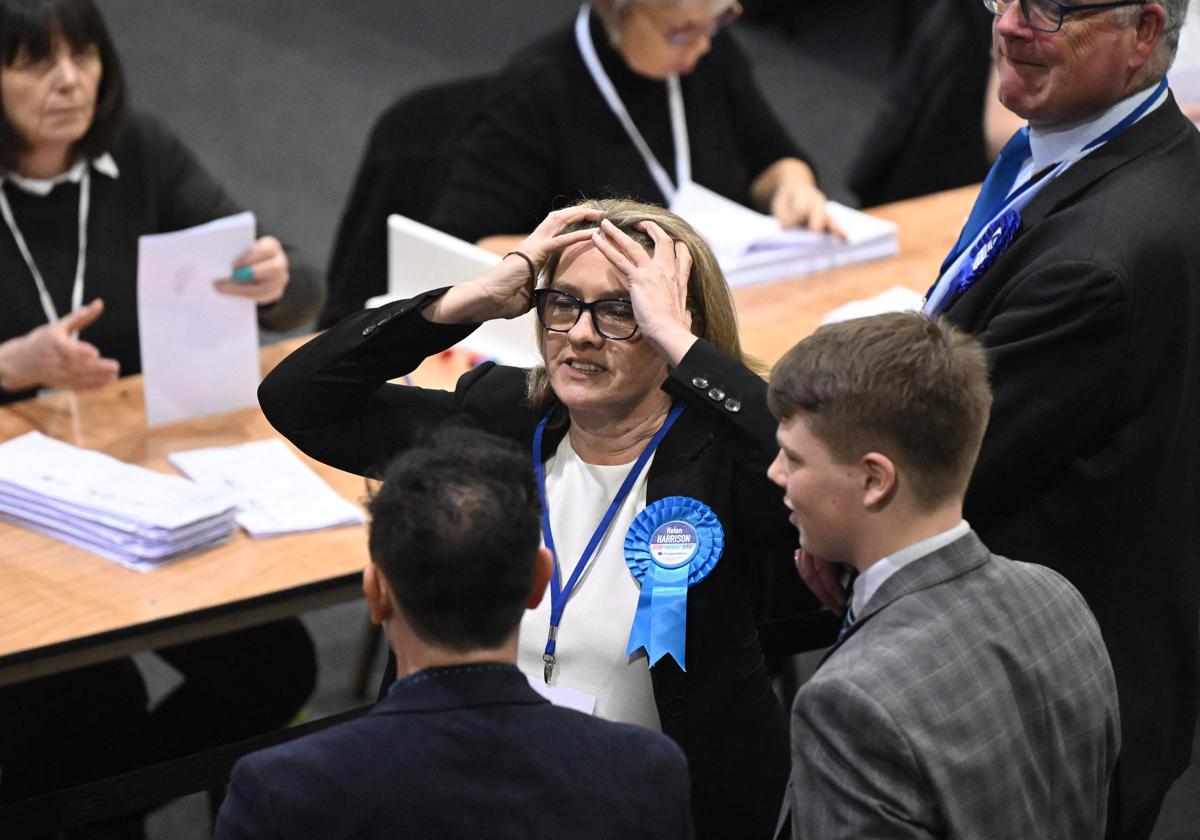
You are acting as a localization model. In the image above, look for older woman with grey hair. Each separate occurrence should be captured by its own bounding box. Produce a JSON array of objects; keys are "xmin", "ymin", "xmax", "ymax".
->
[{"xmin": 429, "ymin": 0, "xmax": 834, "ymax": 254}]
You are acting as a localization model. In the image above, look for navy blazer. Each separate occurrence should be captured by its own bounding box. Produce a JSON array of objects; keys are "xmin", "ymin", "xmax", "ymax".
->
[
  {"xmin": 216, "ymin": 663, "xmax": 693, "ymax": 840},
  {"xmin": 258, "ymin": 291, "xmax": 832, "ymax": 839},
  {"xmin": 943, "ymin": 95, "xmax": 1200, "ymax": 834}
]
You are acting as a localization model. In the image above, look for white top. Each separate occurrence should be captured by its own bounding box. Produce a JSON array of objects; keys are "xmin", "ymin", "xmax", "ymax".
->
[
  {"xmin": 852, "ymin": 520, "xmax": 971, "ymax": 616},
  {"xmin": 517, "ymin": 432, "xmax": 662, "ymax": 731}
]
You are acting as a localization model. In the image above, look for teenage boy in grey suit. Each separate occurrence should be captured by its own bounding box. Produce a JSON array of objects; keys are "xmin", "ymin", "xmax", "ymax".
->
[
  {"xmin": 215, "ymin": 428, "xmax": 693, "ymax": 840},
  {"xmin": 768, "ymin": 313, "xmax": 1120, "ymax": 840}
]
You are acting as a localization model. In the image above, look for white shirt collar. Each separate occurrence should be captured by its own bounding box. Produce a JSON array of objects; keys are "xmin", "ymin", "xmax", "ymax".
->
[
  {"xmin": 852, "ymin": 520, "xmax": 971, "ymax": 617},
  {"xmin": 3, "ymin": 153, "xmax": 120, "ymax": 197},
  {"xmin": 1024, "ymin": 82, "xmax": 1169, "ymax": 175}
]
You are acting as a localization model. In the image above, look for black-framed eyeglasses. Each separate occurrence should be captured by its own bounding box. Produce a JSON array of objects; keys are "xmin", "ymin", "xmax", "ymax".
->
[
  {"xmin": 533, "ymin": 288, "xmax": 639, "ymax": 341},
  {"xmin": 983, "ymin": 0, "xmax": 1147, "ymax": 33}
]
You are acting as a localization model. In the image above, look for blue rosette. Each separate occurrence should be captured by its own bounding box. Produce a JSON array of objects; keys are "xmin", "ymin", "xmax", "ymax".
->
[
  {"xmin": 957, "ymin": 209, "xmax": 1021, "ymax": 297},
  {"xmin": 624, "ymin": 496, "xmax": 724, "ymax": 671}
]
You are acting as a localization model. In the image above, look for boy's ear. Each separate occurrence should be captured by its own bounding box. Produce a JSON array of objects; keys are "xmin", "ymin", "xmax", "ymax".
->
[{"xmin": 861, "ymin": 451, "xmax": 898, "ymax": 510}]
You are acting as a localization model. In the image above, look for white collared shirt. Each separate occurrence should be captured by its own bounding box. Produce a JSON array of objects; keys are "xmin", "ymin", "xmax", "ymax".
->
[
  {"xmin": 852, "ymin": 520, "xmax": 971, "ymax": 617},
  {"xmin": 1011, "ymin": 82, "xmax": 1169, "ymax": 189},
  {"xmin": 3, "ymin": 153, "xmax": 119, "ymax": 196}
]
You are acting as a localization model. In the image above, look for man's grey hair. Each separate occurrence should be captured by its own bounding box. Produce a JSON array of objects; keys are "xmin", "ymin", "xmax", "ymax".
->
[{"xmin": 1119, "ymin": 0, "xmax": 1192, "ymax": 78}]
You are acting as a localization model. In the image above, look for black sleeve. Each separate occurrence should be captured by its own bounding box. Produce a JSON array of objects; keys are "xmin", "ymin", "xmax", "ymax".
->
[
  {"xmin": 667, "ymin": 341, "xmax": 832, "ymax": 652},
  {"xmin": 258, "ymin": 288, "xmax": 484, "ymax": 478},
  {"xmin": 716, "ymin": 33, "xmax": 812, "ymax": 182},
  {"xmin": 429, "ymin": 58, "xmax": 563, "ymax": 243}
]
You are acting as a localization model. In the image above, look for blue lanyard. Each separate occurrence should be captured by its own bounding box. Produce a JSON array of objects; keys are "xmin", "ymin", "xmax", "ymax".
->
[
  {"xmin": 533, "ymin": 402, "xmax": 685, "ymax": 682},
  {"xmin": 1082, "ymin": 75, "xmax": 1168, "ymax": 152},
  {"xmin": 931, "ymin": 76, "xmax": 1169, "ymax": 312}
]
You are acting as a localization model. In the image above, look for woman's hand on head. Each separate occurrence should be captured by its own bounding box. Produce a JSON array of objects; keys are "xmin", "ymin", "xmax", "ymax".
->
[
  {"xmin": 0, "ymin": 300, "xmax": 119, "ymax": 393},
  {"xmin": 213, "ymin": 236, "xmax": 289, "ymax": 305},
  {"xmin": 424, "ymin": 206, "xmax": 604, "ymax": 325},
  {"xmin": 590, "ymin": 218, "xmax": 698, "ymax": 366}
]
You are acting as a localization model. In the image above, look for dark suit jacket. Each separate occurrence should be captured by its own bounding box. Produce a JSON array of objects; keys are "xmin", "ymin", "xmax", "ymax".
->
[
  {"xmin": 777, "ymin": 532, "xmax": 1120, "ymax": 839},
  {"xmin": 215, "ymin": 663, "xmax": 693, "ymax": 840},
  {"xmin": 259, "ymin": 292, "xmax": 831, "ymax": 840},
  {"xmin": 943, "ymin": 94, "xmax": 1200, "ymax": 834}
]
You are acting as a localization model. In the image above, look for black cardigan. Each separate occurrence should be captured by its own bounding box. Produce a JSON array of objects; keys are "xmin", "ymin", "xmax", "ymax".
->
[
  {"xmin": 430, "ymin": 10, "xmax": 808, "ymax": 243},
  {"xmin": 0, "ymin": 111, "xmax": 323, "ymax": 405},
  {"xmin": 258, "ymin": 290, "xmax": 834, "ymax": 840}
]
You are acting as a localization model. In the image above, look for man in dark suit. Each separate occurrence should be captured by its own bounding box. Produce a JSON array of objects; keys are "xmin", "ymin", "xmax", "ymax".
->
[
  {"xmin": 799, "ymin": 3, "xmax": 1200, "ymax": 838},
  {"xmin": 769, "ymin": 313, "xmax": 1120, "ymax": 839},
  {"xmin": 214, "ymin": 428, "xmax": 693, "ymax": 840}
]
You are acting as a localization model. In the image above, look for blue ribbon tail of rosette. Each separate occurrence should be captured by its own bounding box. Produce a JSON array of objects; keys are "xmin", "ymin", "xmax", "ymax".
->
[
  {"xmin": 627, "ymin": 561, "xmax": 690, "ymax": 670},
  {"xmin": 624, "ymin": 496, "xmax": 724, "ymax": 673}
]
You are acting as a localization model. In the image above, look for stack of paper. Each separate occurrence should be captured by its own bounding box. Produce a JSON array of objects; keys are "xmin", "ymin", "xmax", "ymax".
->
[
  {"xmin": 169, "ymin": 439, "xmax": 365, "ymax": 537},
  {"xmin": 672, "ymin": 182, "xmax": 899, "ymax": 288},
  {"xmin": 0, "ymin": 432, "xmax": 237, "ymax": 571}
]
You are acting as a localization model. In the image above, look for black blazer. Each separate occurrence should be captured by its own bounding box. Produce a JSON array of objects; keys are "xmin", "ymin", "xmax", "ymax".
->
[
  {"xmin": 259, "ymin": 291, "xmax": 831, "ymax": 840},
  {"xmin": 215, "ymin": 663, "xmax": 693, "ymax": 839},
  {"xmin": 943, "ymin": 95, "xmax": 1200, "ymax": 834}
]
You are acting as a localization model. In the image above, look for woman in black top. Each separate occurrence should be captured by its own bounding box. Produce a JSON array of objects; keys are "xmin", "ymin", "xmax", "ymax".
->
[
  {"xmin": 0, "ymin": 4, "xmax": 316, "ymax": 835},
  {"xmin": 0, "ymin": 0, "xmax": 323, "ymax": 405},
  {"xmin": 430, "ymin": 0, "xmax": 836, "ymax": 253}
]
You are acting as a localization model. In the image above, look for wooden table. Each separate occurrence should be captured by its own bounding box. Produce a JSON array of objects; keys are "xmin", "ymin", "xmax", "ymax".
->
[
  {"xmin": 0, "ymin": 185, "xmax": 974, "ymax": 688},
  {"xmin": 732, "ymin": 185, "xmax": 973, "ymax": 361},
  {"xmin": 0, "ymin": 344, "xmax": 472, "ymax": 687}
]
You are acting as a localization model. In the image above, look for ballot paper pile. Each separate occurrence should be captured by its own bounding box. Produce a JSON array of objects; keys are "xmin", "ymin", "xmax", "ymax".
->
[
  {"xmin": 0, "ymin": 432, "xmax": 237, "ymax": 572},
  {"xmin": 671, "ymin": 182, "xmax": 899, "ymax": 288}
]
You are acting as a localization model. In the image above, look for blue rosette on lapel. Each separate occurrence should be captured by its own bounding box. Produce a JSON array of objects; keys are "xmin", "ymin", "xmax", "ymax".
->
[
  {"xmin": 624, "ymin": 496, "xmax": 724, "ymax": 671},
  {"xmin": 956, "ymin": 209, "xmax": 1021, "ymax": 299}
]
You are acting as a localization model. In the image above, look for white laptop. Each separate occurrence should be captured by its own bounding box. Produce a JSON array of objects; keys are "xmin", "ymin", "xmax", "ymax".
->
[{"xmin": 367, "ymin": 214, "xmax": 541, "ymax": 367}]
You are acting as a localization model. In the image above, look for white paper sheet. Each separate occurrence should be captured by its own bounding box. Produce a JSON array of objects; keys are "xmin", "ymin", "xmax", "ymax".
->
[
  {"xmin": 137, "ymin": 212, "xmax": 260, "ymax": 427},
  {"xmin": 670, "ymin": 181, "xmax": 899, "ymax": 288},
  {"xmin": 169, "ymin": 439, "xmax": 365, "ymax": 537},
  {"xmin": 821, "ymin": 285, "xmax": 926, "ymax": 325}
]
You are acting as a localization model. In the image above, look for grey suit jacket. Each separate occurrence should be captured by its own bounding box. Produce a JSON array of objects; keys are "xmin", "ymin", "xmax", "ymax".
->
[{"xmin": 777, "ymin": 532, "xmax": 1120, "ymax": 839}]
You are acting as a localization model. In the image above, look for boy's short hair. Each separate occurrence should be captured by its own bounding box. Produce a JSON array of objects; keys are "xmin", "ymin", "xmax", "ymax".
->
[
  {"xmin": 768, "ymin": 313, "xmax": 993, "ymax": 508},
  {"xmin": 367, "ymin": 426, "xmax": 541, "ymax": 651}
]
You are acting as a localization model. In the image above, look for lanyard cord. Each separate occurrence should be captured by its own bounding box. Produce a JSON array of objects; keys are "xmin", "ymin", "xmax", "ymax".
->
[
  {"xmin": 533, "ymin": 402, "xmax": 685, "ymax": 681},
  {"xmin": 574, "ymin": 2, "xmax": 690, "ymax": 202},
  {"xmin": 0, "ymin": 168, "xmax": 90, "ymax": 329}
]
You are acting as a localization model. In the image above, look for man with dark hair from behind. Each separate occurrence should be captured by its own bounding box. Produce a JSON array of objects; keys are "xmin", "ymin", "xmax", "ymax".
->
[
  {"xmin": 215, "ymin": 427, "xmax": 693, "ymax": 840},
  {"xmin": 768, "ymin": 313, "xmax": 1119, "ymax": 839}
]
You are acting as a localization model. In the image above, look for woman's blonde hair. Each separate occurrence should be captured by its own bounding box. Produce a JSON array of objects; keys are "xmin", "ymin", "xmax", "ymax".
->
[{"xmin": 525, "ymin": 197, "xmax": 759, "ymax": 413}]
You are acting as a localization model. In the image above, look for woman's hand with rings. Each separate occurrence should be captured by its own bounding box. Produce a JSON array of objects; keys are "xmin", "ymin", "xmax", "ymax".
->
[
  {"xmin": 213, "ymin": 236, "xmax": 289, "ymax": 305},
  {"xmin": 590, "ymin": 218, "xmax": 697, "ymax": 366}
]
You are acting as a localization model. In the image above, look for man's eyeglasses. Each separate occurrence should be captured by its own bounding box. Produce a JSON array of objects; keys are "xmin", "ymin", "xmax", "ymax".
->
[
  {"xmin": 533, "ymin": 289, "xmax": 639, "ymax": 340},
  {"xmin": 654, "ymin": 1, "xmax": 743, "ymax": 47},
  {"xmin": 983, "ymin": 0, "xmax": 1147, "ymax": 33}
]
